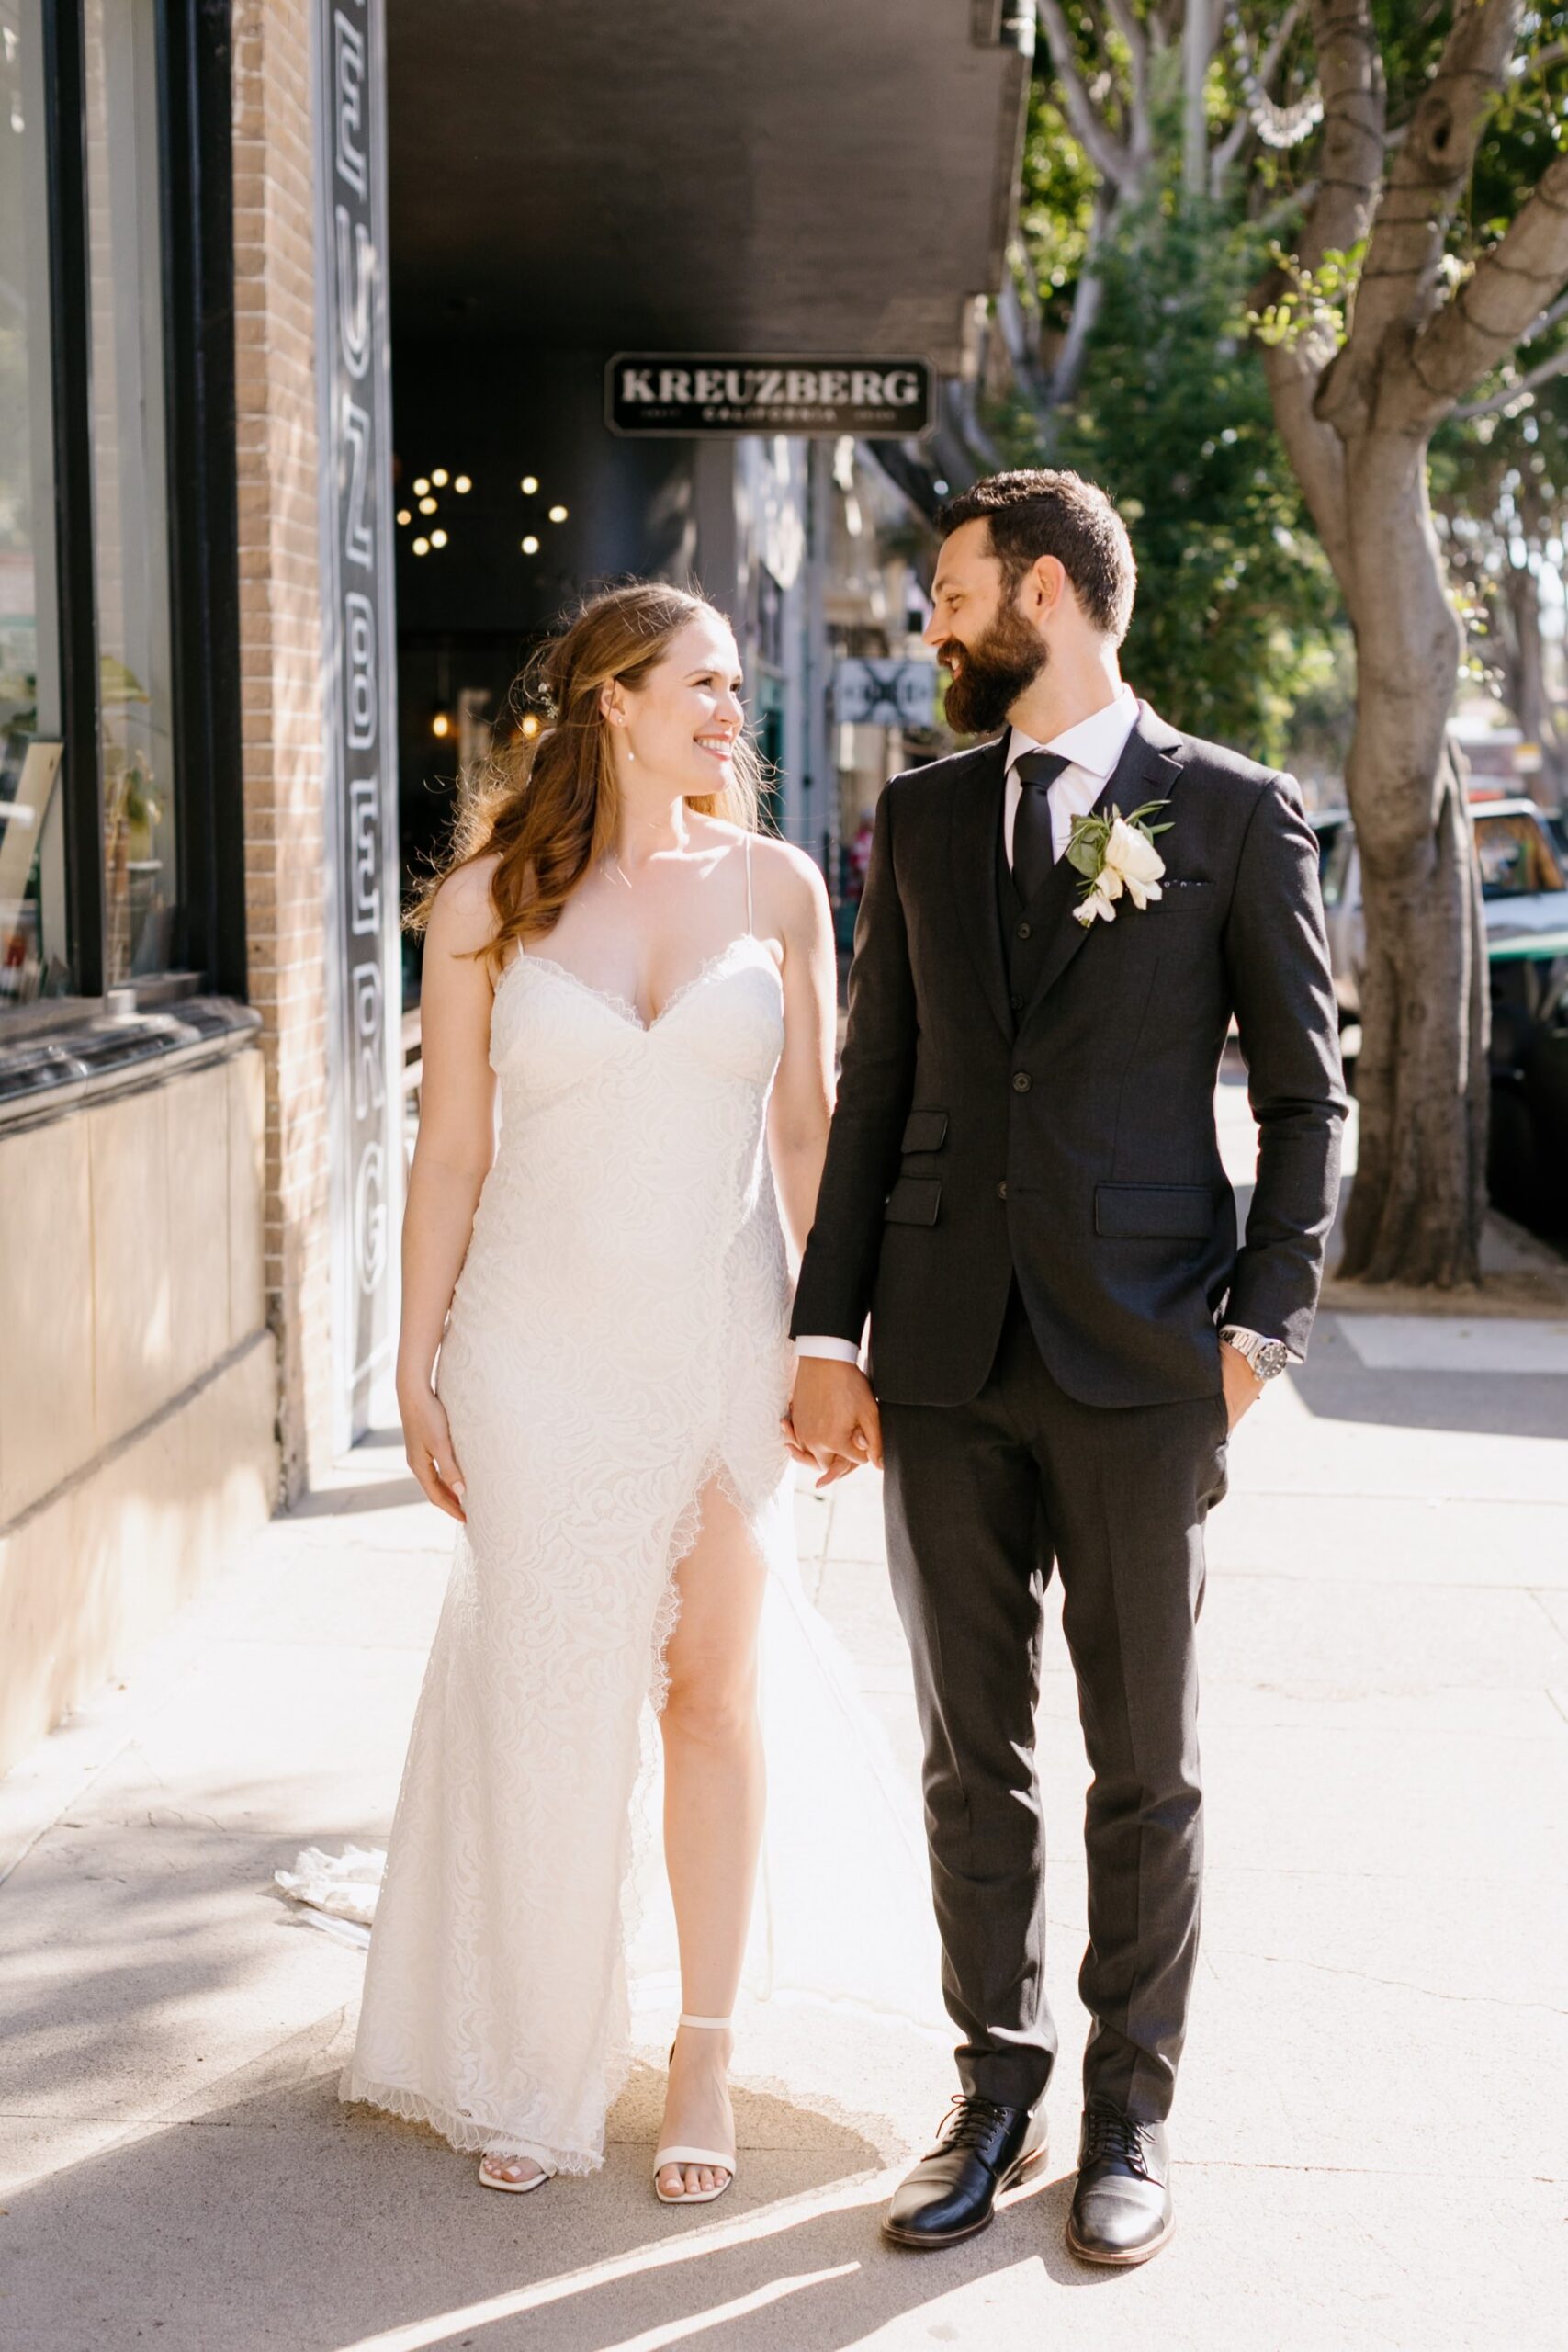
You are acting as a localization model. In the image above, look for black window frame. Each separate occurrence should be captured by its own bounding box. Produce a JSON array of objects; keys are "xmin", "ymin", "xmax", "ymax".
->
[{"xmin": 15, "ymin": 0, "xmax": 243, "ymax": 1027}]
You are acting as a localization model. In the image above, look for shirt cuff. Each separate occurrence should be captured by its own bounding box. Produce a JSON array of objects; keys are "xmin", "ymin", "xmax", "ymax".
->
[{"xmin": 794, "ymin": 1335, "xmax": 863, "ymax": 1365}]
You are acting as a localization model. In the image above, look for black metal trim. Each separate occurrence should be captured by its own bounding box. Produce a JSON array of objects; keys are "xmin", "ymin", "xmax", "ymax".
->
[
  {"xmin": 156, "ymin": 0, "xmax": 246, "ymax": 997},
  {"xmin": 0, "ymin": 995, "xmax": 260, "ymax": 1128},
  {"xmin": 39, "ymin": 0, "xmax": 104, "ymax": 1001}
]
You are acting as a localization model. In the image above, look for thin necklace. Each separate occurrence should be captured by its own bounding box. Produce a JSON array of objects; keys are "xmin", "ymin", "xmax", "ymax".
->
[{"xmin": 604, "ymin": 809, "xmax": 687, "ymax": 889}]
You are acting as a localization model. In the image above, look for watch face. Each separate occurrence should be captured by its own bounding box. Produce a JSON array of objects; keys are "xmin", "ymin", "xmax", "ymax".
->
[{"xmin": 1255, "ymin": 1340, "xmax": 1292, "ymax": 1380}]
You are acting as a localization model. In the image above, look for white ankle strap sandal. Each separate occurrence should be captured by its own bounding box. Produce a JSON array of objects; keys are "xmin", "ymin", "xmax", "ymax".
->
[
  {"xmin": 653, "ymin": 2013, "xmax": 736, "ymax": 2206},
  {"xmin": 477, "ymin": 2153, "xmax": 551, "ymax": 2194}
]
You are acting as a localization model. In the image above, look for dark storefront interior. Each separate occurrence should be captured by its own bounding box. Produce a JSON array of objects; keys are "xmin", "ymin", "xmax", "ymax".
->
[{"xmin": 384, "ymin": 0, "xmax": 1031, "ymax": 983}]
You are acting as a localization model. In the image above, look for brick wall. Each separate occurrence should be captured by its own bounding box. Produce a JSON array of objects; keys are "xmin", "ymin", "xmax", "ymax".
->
[{"xmin": 231, "ymin": 2, "xmax": 334, "ymax": 1498}]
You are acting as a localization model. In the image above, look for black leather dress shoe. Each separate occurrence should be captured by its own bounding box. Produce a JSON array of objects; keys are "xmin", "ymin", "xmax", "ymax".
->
[
  {"xmin": 882, "ymin": 2096, "xmax": 1048, "ymax": 2248},
  {"xmin": 1066, "ymin": 2102, "xmax": 1174, "ymax": 2266}
]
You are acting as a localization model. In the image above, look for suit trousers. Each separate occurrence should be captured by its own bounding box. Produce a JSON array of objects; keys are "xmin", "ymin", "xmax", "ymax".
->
[{"xmin": 880, "ymin": 1282, "xmax": 1229, "ymax": 2123}]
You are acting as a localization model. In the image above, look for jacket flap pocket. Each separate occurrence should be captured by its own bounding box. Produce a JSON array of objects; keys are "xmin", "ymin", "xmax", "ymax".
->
[
  {"xmin": 900, "ymin": 1110, "xmax": 949, "ymax": 1154},
  {"xmin": 885, "ymin": 1176, "xmax": 942, "ymax": 1227},
  {"xmin": 1095, "ymin": 1182, "xmax": 1213, "ymax": 1239}
]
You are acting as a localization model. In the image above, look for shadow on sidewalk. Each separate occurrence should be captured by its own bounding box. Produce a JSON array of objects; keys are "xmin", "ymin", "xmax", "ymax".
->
[
  {"xmin": 284, "ymin": 1430, "xmax": 425, "ymax": 1519},
  {"xmin": 1227, "ymin": 1159, "xmax": 1568, "ymax": 1441},
  {"xmin": 0, "ymin": 2030, "xmax": 1113, "ymax": 2351}
]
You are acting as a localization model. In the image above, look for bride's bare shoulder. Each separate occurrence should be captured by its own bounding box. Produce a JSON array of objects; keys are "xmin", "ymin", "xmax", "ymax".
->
[
  {"xmin": 426, "ymin": 853, "xmax": 503, "ymax": 960},
  {"xmin": 746, "ymin": 831, "xmax": 830, "ymax": 926}
]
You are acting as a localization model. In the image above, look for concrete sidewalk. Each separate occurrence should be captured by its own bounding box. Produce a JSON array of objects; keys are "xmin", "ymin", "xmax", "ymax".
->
[{"xmin": 3, "ymin": 1091, "xmax": 1565, "ymax": 2351}]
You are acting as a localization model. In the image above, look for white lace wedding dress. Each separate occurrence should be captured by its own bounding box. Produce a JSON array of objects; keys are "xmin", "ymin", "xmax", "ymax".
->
[{"xmin": 340, "ymin": 854, "xmax": 938, "ymax": 2175}]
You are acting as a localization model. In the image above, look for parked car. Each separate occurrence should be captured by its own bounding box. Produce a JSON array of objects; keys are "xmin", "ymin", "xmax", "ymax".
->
[
  {"xmin": 1311, "ymin": 797, "xmax": 1568, "ymax": 1022},
  {"xmin": 1308, "ymin": 808, "xmax": 1354, "ymax": 1017},
  {"xmin": 1488, "ymin": 930, "xmax": 1568, "ymax": 1235}
]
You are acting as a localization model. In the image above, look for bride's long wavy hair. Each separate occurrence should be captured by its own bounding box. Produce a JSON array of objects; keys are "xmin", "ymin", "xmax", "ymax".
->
[{"xmin": 407, "ymin": 582, "xmax": 762, "ymax": 974}]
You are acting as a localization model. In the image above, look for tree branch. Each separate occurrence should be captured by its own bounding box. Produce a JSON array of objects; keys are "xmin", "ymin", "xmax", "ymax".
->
[
  {"xmin": 1453, "ymin": 336, "xmax": 1568, "ymax": 423},
  {"xmin": 1252, "ymin": 0, "xmax": 1383, "ymax": 558},
  {"xmin": 1337, "ymin": 0, "xmax": 1521, "ymax": 381},
  {"xmin": 1034, "ymin": 0, "xmax": 1145, "ymax": 195},
  {"xmin": 1517, "ymin": 282, "xmax": 1568, "ymax": 349},
  {"xmin": 1297, "ymin": 0, "xmax": 1385, "ymax": 277},
  {"xmin": 1104, "ymin": 0, "xmax": 1149, "ymax": 119},
  {"xmin": 1049, "ymin": 187, "xmax": 1115, "ymax": 404},
  {"xmin": 1407, "ymin": 152, "xmax": 1568, "ymax": 414},
  {"xmin": 995, "ymin": 253, "xmax": 1052, "ymax": 411},
  {"xmin": 1513, "ymin": 35, "xmax": 1568, "ymax": 82},
  {"xmin": 1262, "ymin": 332, "xmax": 1355, "ymax": 594}
]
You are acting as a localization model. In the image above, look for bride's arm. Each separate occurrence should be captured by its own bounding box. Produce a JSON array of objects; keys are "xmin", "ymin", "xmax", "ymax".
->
[
  {"xmin": 397, "ymin": 857, "xmax": 501, "ymax": 1519},
  {"xmin": 761, "ymin": 838, "xmax": 838, "ymax": 1268}
]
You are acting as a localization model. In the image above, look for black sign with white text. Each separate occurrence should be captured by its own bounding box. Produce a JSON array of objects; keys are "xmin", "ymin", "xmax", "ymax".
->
[
  {"xmin": 606, "ymin": 355, "xmax": 934, "ymax": 438},
  {"xmin": 313, "ymin": 0, "xmax": 401, "ymax": 1445}
]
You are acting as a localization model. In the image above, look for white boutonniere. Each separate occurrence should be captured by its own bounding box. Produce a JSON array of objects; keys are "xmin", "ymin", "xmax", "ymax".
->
[{"xmin": 1066, "ymin": 800, "xmax": 1173, "ymax": 928}]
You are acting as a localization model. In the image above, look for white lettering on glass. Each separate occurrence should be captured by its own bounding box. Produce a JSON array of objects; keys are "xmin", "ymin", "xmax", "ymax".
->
[
  {"xmin": 333, "ymin": 8, "xmax": 367, "ymax": 197},
  {"xmin": 344, "ymin": 591, "xmax": 376, "ymax": 750}
]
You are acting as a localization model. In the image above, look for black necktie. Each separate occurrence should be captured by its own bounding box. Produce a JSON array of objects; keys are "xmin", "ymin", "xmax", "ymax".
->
[{"xmin": 1011, "ymin": 751, "xmax": 1070, "ymax": 906}]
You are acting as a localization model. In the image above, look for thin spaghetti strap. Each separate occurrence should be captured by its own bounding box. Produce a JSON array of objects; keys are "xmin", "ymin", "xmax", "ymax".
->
[{"xmin": 743, "ymin": 830, "xmax": 754, "ymax": 936}]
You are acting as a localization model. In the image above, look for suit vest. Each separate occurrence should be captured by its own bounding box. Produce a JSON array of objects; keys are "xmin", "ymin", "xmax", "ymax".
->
[{"xmin": 994, "ymin": 796, "xmax": 1083, "ymax": 1032}]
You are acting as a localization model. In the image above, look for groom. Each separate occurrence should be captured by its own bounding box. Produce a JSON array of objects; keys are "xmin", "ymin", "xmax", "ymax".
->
[{"xmin": 787, "ymin": 470, "xmax": 1345, "ymax": 2267}]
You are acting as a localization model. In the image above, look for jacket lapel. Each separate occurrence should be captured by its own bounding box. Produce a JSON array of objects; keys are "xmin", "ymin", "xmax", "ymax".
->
[
  {"xmin": 947, "ymin": 734, "xmax": 1013, "ymax": 1043},
  {"xmin": 1019, "ymin": 700, "xmax": 1187, "ymax": 1026}
]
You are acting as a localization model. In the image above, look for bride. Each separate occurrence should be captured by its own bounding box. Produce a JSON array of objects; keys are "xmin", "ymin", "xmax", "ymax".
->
[{"xmin": 340, "ymin": 582, "xmax": 888, "ymax": 2203}]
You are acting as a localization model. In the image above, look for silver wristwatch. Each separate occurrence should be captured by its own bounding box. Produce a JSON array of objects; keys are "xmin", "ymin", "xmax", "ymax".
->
[{"xmin": 1219, "ymin": 1327, "xmax": 1292, "ymax": 1383}]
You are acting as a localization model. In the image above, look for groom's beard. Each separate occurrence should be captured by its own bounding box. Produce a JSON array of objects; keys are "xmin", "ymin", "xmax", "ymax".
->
[{"xmin": 939, "ymin": 599, "xmax": 1048, "ymax": 736}]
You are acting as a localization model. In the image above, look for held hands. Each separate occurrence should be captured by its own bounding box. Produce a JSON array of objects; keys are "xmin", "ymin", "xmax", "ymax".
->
[
  {"xmin": 400, "ymin": 1380, "xmax": 468, "ymax": 1521},
  {"xmin": 784, "ymin": 1356, "xmax": 884, "ymax": 1487},
  {"xmin": 1218, "ymin": 1338, "xmax": 1264, "ymax": 1432}
]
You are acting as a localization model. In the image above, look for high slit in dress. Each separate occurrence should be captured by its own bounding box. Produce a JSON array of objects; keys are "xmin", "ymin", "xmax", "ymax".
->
[{"xmin": 341, "ymin": 838, "xmax": 937, "ymax": 2174}]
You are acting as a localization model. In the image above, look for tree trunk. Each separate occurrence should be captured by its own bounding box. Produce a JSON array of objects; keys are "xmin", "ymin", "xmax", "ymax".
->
[
  {"xmin": 1337, "ymin": 429, "xmax": 1490, "ymax": 1284},
  {"xmin": 1048, "ymin": 188, "xmax": 1114, "ymax": 407},
  {"xmin": 1182, "ymin": 0, "xmax": 1213, "ymax": 199},
  {"xmin": 1500, "ymin": 526, "xmax": 1568, "ymax": 798}
]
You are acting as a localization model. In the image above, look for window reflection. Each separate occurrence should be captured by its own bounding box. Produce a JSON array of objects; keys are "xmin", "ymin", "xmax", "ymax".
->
[
  {"xmin": 84, "ymin": 0, "xmax": 178, "ymax": 984},
  {"xmin": 1475, "ymin": 811, "xmax": 1566, "ymax": 900},
  {"xmin": 0, "ymin": 0, "xmax": 68, "ymax": 1006}
]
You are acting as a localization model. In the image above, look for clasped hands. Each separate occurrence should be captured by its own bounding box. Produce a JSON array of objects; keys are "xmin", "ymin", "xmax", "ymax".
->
[
  {"xmin": 783, "ymin": 1356, "xmax": 884, "ymax": 1487},
  {"xmin": 785, "ymin": 1340, "xmax": 1260, "ymax": 1487}
]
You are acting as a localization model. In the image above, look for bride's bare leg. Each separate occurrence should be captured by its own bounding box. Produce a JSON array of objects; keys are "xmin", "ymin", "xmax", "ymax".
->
[{"xmin": 656, "ymin": 1478, "xmax": 768, "ymax": 2199}]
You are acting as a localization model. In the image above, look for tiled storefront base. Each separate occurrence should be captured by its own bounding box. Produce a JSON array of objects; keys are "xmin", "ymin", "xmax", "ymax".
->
[
  {"xmin": 0, "ymin": 1042, "xmax": 280, "ymax": 1775},
  {"xmin": 0, "ymin": 1329, "xmax": 278, "ymax": 1773}
]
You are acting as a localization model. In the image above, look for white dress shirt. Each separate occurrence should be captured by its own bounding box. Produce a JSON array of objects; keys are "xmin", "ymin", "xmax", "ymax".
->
[
  {"xmin": 1001, "ymin": 683, "xmax": 1140, "ymax": 868},
  {"xmin": 795, "ymin": 684, "xmax": 1280, "ymax": 1374}
]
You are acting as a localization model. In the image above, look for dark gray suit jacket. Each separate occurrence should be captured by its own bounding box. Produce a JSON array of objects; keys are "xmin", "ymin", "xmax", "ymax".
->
[{"xmin": 791, "ymin": 702, "xmax": 1348, "ymax": 1409}]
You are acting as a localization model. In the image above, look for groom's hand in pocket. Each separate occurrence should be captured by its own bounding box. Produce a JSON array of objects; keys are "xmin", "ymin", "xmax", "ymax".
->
[
  {"xmin": 785, "ymin": 1358, "xmax": 884, "ymax": 1487},
  {"xmin": 1219, "ymin": 1339, "xmax": 1264, "ymax": 1431}
]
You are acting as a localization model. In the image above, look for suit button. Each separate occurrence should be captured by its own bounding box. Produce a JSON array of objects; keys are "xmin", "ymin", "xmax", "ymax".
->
[
  {"xmin": 1012, "ymin": 1071, "xmax": 1032, "ymax": 1093},
  {"xmin": 1010, "ymin": 993, "xmax": 1023, "ymax": 1012},
  {"xmin": 1017, "ymin": 922, "xmax": 1032, "ymax": 940},
  {"xmin": 997, "ymin": 1181, "xmax": 1009, "ymax": 1200}
]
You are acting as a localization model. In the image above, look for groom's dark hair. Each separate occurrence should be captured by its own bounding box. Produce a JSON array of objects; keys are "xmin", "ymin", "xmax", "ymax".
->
[{"xmin": 937, "ymin": 469, "xmax": 1136, "ymax": 645}]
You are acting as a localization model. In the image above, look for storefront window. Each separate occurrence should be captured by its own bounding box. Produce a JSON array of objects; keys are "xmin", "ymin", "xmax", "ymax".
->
[
  {"xmin": 0, "ymin": 0, "xmax": 68, "ymax": 1006},
  {"xmin": 84, "ymin": 0, "xmax": 178, "ymax": 984}
]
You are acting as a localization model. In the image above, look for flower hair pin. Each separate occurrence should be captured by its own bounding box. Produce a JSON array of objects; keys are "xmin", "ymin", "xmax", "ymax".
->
[{"xmin": 1066, "ymin": 799, "xmax": 1173, "ymax": 928}]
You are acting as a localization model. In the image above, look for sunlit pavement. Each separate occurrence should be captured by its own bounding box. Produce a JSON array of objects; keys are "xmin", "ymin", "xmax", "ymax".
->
[{"xmin": 2, "ymin": 1077, "xmax": 1564, "ymax": 2352}]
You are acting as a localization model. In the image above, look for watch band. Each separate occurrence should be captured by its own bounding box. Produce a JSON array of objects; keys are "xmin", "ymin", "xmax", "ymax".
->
[{"xmin": 1219, "ymin": 1327, "xmax": 1292, "ymax": 1381}]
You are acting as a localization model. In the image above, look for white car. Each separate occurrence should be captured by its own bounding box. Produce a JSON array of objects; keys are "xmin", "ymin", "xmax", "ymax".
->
[{"xmin": 1311, "ymin": 798, "xmax": 1568, "ymax": 1022}]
